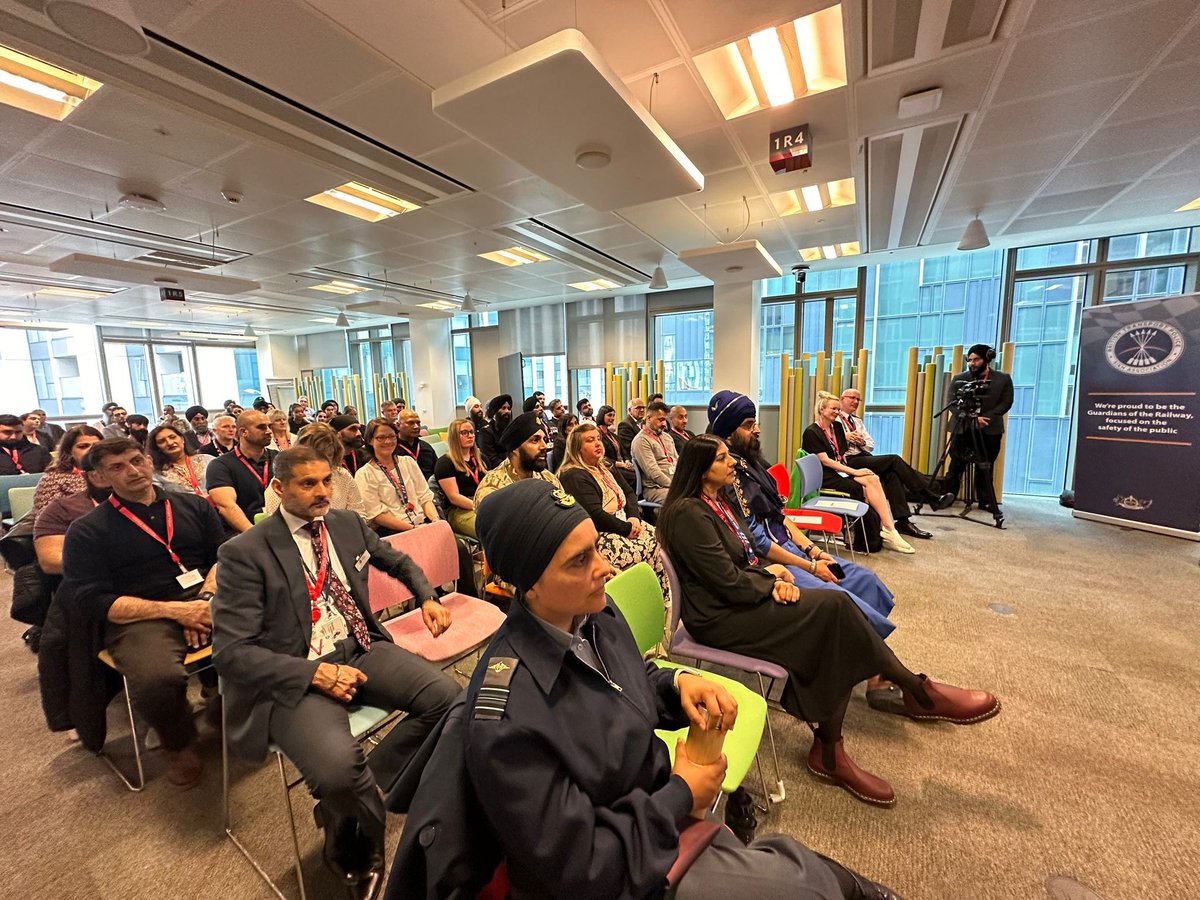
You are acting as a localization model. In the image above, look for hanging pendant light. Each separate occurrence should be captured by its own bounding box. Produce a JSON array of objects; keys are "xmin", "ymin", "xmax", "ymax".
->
[
  {"xmin": 957, "ymin": 217, "xmax": 990, "ymax": 251},
  {"xmin": 649, "ymin": 265, "xmax": 669, "ymax": 290}
]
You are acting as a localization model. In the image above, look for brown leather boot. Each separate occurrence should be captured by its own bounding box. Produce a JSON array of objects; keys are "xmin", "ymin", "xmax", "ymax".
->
[
  {"xmin": 806, "ymin": 738, "xmax": 895, "ymax": 807},
  {"xmin": 164, "ymin": 745, "xmax": 204, "ymax": 789},
  {"xmin": 902, "ymin": 674, "xmax": 1000, "ymax": 724}
]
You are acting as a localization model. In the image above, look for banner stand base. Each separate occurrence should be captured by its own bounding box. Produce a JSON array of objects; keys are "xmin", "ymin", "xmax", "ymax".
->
[{"xmin": 1072, "ymin": 509, "xmax": 1200, "ymax": 542}]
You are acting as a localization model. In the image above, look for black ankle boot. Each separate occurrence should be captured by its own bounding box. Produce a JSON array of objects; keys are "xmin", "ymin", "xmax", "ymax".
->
[{"xmin": 723, "ymin": 787, "xmax": 757, "ymax": 845}]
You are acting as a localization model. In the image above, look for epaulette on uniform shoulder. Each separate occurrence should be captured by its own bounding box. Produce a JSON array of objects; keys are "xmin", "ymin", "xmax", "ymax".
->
[{"xmin": 473, "ymin": 656, "xmax": 519, "ymax": 721}]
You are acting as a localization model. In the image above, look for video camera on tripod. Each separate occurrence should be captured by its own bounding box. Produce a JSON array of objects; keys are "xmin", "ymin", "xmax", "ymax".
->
[{"xmin": 949, "ymin": 378, "xmax": 987, "ymax": 418}]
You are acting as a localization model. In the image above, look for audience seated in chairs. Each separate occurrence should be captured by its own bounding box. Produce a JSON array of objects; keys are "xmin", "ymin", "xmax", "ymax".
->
[
  {"xmin": 707, "ymin": 391, "xmax": 896, "ymax": 642},
  {"xmin": 21, "ymin": 411, "xmax": 56, "ymax": 451},
  {"xmin": 33, "ymin": 407, "xmax": 65, "ymax": 446},
  {"xmin": 616, "ymin": 396, "xmax": 646, "ymax": 460},
  {"xmin": 631, "ymin": 399, "xmax": 676, "ymax": 505},
  {"xmin": 434, "ymin": 418, "xmax": 488, "ymax": 539},
  {"xmin": 802, "ymin": 394, "xmax": 916, "ymax": 554},
  {"xmin": 213, "ymin": 446, "xmax": 460, "ymax": 897},
  {"xmin": 330, "ymin": 414, "xmax": 369, "ymax": 475},
  {"xmin": 58, "ymin": 438, "xmax": 224, "ymax": 787},
  {"xmin": 657, "ymin": 435, "xmax": 1001, "ymax": 807},
  {"xmin": 149, "ymin": 423, "xmax": 212, "ymax": 500},
  {"xmin": 548, "ymin": 412, "xmax": 578, "ymax": 474},
  {"xmin": 595, "ymin": 404, "xmax": 635, "ymax": 477},
  {"xmin": 266, "ymin": 408, "xmax": 293, "ymax": 451},
  {"xmin": 126, "ymin": 414, "xmax": 151, "ymax": 449},
  {"xmin": 668, "ymin": 404, "xmax": 695, "ymax": 454},
  {"xmin": 183, "ymin": 405, "xmax": 214, "ymax": 454},
  {"xmin": 474, "ymin": 394, "xmax": 511, "ymax": 469},
  {"xmin": 388, "ymin": 477, "xmax": 903, "ymax": 900},
  {"xmin": 205, "ymin": 411, "xmax": 276, "ymax": 537},
  {"xmin": 100, "ymin": 406, "xmax": 130, "ymax": 440},
  {"xmin": 0, "ymin": 413, "xmax": 52, "ymax": 475},
  {"xmin": 556, "ymin": 422, "xmax": 671, "ymax": 612},
  {"xmin": 356, "ymin": 417, "xmax": 439, "ymax": 534},
  {"xmin": 473, "ymin": 412, "xmax": 560, "ymax": 508},
  {"xmin": 264, "ymin": 422, "xmax": 366, "ymax": 519},
  {"xmin": 395, "ymin": 409, "xmax": 437, "ymax": 480},
  {"xmin": 199, "ymin": 413, "xmax": 237, "ymax": 457},
  {"xmin": 31, "ymin": 425, "xmax": 103, "ymax": 522}
]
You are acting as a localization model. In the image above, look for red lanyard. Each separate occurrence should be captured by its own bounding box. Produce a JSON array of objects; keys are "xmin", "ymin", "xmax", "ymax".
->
[
  {"xmin": 109, "ymin": 495, "xmax": 187, "ymax": 572},
  {"xmin": 842, "ymin": 414, "xmax": 856, "ymax": 433},
  {"xmin": 302, "ymin": 522, "xmax": 330, "ymax": 604},
  {"xmin": 594, "ymin": 465, "xmax": 623, "ymax": 507},
  {"xmin": 672, "ymin": 428, "xmax": 690, "ymax": 442},
  {"xmin": 234, "ymin": 448, "xmax": 270, "ymax": 488},
  {"xmin": 2, "ymin": 446, "xmax": 24, "ymax": 473},
  {"xmin": 464, "ymin": 456, "xmax": 481, "ymax": 486},
  {"xmin": 701, "ymin": 494, "xmax": 758, "ymax": 565},
  {"xmin": 174, "ymin": 456, "xmax": 201, "ymax": 494},
  {"xmin": 644, "ymin": 428, "xmax": 674, "ymax": 463},
  {"xmin": 821, "ymin": 424, "xmax": 844, "ymax": 463},
  {"xmin": 396, "ymin": 440, "xmax": 419, "ymax": 460},
  {"xmin": 600, "ymin": 428, "xmax": 623, "ymax": 459},
  {"xmin": 376, "ymin": 460, "xmax": 415, "ymax": 515}
]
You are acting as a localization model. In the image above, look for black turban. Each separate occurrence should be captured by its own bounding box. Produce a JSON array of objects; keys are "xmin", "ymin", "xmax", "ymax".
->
[
  {"xmin": 329, "ymin": 414, "xmax": 358, "ymax": 432},
  {"xmin": 486, "ymin": 394, "xmax": 512, "ymax": 419},
  {"xmin": 707, "ymin": 390, "xmax": 756, "ymax": 439},
  {"xmin": 968, "ymin": 344, "xmax": 994, "ymax": 361},
  {"xmin": 522, "ymin": 395, "xmax": 541, "ymax": 413},
  {"xmin": 477, "ymin": 479, "xmax": 589, "ymax": 593},
  {"xmin": 184, "ymin": 405, "xmax": 207, "ymax": 421},
  {"xmin": 499, "ymin": 412, "xmax": 543, "ymax": 455}
]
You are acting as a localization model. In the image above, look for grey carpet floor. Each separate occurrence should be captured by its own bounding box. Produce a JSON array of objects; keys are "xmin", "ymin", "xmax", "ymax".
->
[{"xmin": 1, "ymin": 497, "xmax": 1197, "ymax": 899}]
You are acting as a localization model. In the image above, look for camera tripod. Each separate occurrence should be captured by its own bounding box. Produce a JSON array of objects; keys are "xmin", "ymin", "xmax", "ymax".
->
[{"xmin": 914, "ymin": 397, "xmax": 1005, "ymax": 528}]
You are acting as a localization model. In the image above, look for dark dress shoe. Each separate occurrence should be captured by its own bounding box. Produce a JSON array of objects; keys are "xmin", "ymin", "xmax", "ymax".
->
[
  {"xmin": 895, "ymin": 519, "xmax": 932, "ymax": 540},
  {"xmin": 346, "ymin": 865, "xmax": 384, "ymax": 900},
  {"xmin": 928, "ymin": 491, "xmax": 956, "ymax": 510},
  {"xmin": 806, "ymin": 738, "xmax": 894, "ymax": 806},
  {"xmin": 902, "ymin": 674, "xmax": 1001, "ymax": 724},
  {"xmin": 314, "ymin": 805, "xmax": 366, "ymax": 884},
  {"xmin": 723, "ymin": 786, "xmax": 757, "ymax": 844}
]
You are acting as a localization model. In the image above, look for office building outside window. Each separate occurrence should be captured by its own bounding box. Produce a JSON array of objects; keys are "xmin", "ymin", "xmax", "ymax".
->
[{"xmin": 654, "ymin": 309, "xmax": 713, "ymax": 406}]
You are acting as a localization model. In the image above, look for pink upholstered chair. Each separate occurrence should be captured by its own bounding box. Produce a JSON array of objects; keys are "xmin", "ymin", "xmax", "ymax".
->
[{"xmin": 367, "ymin": 520, "xmax": 506, "ymax": 665}]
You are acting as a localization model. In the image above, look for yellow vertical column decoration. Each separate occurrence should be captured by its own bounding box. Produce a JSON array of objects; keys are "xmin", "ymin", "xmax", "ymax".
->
[
  {"xmin": 831, "ymin": 351, "xmax": 844, "ymax": 397},
  {"xmin": 856, "ymin": 348, "xmax": 868, "ymax": 395},
  {"xmin": 900, "ymin": 347, "xmax": 919, "ymax": 467},
  {"xmin": 814, "ymin": 351, "xmax": 826, "ymax": 397},
  {"xmin": 917, "ymin": 361, "xmax": 937, "ymax": 472},
  {"xmin": 777, "ymin": 352, "xmax": 791, "ymax": 463}
]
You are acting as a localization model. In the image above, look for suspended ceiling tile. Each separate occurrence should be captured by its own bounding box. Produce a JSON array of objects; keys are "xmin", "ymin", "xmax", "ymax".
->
[
  {"xmin": 28, "ymin": 126, "xmax": 196, "ymax": 187},
  {"xmin": 1023, "ymin": 184, "xmax": 1132, "ymax": 217},
  {"xmin": 624, "ymin": 64, "xmax": 722, "ymax": 140},
  {"xmin": 779, "ymin": 203, "xmax": 858, "ymax": 236},
  {"xmin": 376, "ymin": 209, "xmax": 473, "ymax": 242},
  {"xmin": 434, "ymin": 192, "xmax": 527, "ymax": 229},
  {"xmin": 1041, "ymin": 150, "xmax": 1176, "ymax": 196},
  {"xmin": 421, "ymin": 139, "xmax": 534, "ymax": 192},
  {"xmin": 940, "ymin": 173, "xmax": 1058, "ymax": 214},
  {"xmin": 574, "ymin": 223, "xmax": 649, "ymax": 250},
  {"xmin": 322, "ymin": 74, "xmax": 467, "ymax": 159},
  {"xmin": 1118, "ymin": 172, "xmax": 1200, "ymax": 205},
  {"xmin": 538, "ymin": 206, "xmax": 622, "ymax": 234},
  {"xmin": 0, "ymin": 176, "xmax": 112, "ymax": 219},
  {"xmin": 0, "ymin": 108, "xmax": 61, "ymax": 153},
  {"xmin": 953, "ymin": 133, "xmax": 1079, "ymax": 184},
  {"xmin": 619, "ymin": 198, "xmax": 708, "ymax": 249},
  {"xmin": 673, "ymin": 127, "xmax": 744, "ymax": 176},
  {"xmin": 972, "ymin": 79, "xmax": 1129, "ymax": 150},
  {"xmin": 178, "ymin": 0, "xmax": 394, "ymax": 107},
  {"xmin": 1154, "ymin": 143, "xmax": 1200, "ymax": 177},
  {"xmin": 1106, "ymin": 62, "xmax": 1200, "ymax": 126},
  {"xmin": 489, "ymin": 178, "xmax": 581, "ymax": 217},
  {"xmin": 1002, "ymin": 209, "xmax": 1100, "ymax": 233},
  {"xmin": 503, "ymin": 0, "xmax": 680, "ymax": 78},
  {"xmin": 196, "ymin": 145, "xmax": 357, "ymax": 202},
  {"xmin": 681, "ymin": 167, "xmax": 761, "ymax": 208},
  {"xmin": 1071, "ymin": 112, "xmax": 1200, "ymax": 165},
  {"xmin": 992, "ymin": 1, "xmax": 1189, "ymax": 101},
  {"xmin": 1022, "ymin": 0, "xmax": 1135, "ymax": 31}
]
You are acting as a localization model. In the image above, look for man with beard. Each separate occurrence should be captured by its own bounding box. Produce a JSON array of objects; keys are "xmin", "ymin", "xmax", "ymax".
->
[
  {"xmin": 616, "ymin": 397, "xmax": 646, "ymax": 459},
  {"xmin": 522, "ymin": 395, "xmax": 552, "ymax": 442},
  {"xmin": 0, "ymin": 413, "xmax": 51, "ymax": 474},
  {"xmin": 205, "ymin": 411, "xmax": 277, "ymax": 536},
  {"xmin": 183, "ymin": 405, "xmax": 213, "ymax": 454},
  {"xmin": 395, "ymin": 408, "xmax": 437, "ymax": 480},
  {"xmin": 464, "ymin": 395, "xmax": 487, "ymax": 434},
  {"xmin": 707, "ymin": 391, "xmax": 898, "ymax": 644},
  {"xmin": 126, "ymin": 414, "xmax": 151, "ymax": 449},
  {"xmin": 545, "ymin": 398, "xmax": 567, "ymax": 438},
  {"xmin": 668, "ymin": 405, "xmax": 695, "ymax": 454},
  {"xmin": 942, "ymin": 344, "xmax": 1013, "ymax": 515},
  {"xmin": 476, "ymin": 394, "xmax": 512, "ymax": 469},
  {"xmin": 330, "ymin": 414, "xmax": 369, "ymax": 476},
  {"xmin": 102, "ymin": 406, "xmax": 130, "ymax": 440},
  {"xmin": 630, "ymin": 400, "xmax": 675, "ymax": 504},
  {"xmin": 92, "ymin": 401, "xmax": 119, "ymax": 431},
  {"xmin": 576, "ymin": 397, "xmax": 594, "ymax": 424},
  {"xmin": 837, "ymin": 388, "xmax": 954, "ymax": 538},
  {"xmin": 473, "ymin": 412, "xmax": 560, "ymax": 507}
]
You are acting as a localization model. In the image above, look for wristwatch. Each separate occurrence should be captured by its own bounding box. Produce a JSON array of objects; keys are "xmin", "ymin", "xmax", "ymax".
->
[{"xmin": 196, "ymin": 590, "xmax": 215, "ymax": 602}]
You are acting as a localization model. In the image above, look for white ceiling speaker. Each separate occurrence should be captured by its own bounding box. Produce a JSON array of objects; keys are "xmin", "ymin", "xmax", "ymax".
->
[
  {"xmin": 43, "ymin": 0, "xmax": 150, "ymax": 56},
  {"xmin": 117, "ymin": 192, "xmax": 166, "ymax": 213},
  {"xmin": 460, "ymin": 292, "xmax": 477, "ymax": 313},
  {"xmin": 649, "ymin": 266, "xmax": 669, "ymax": 290},
  {"xmin": 957, "ymin": 217, "xmax": 990, "ymax": 251},
  {"xmin": 334, "ymin": 310, "xmax": 350, "ymax": 328}
]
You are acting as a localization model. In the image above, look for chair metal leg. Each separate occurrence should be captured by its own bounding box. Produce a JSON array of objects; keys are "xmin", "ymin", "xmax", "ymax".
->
[
  {"xmin": 278, "ymin": 752, "xmax": 308, "ymax": 900},
  {"xmin": 225, "ymin": 739, "xmax": 307, "ymax": 900},
  {"xmin": 756, "ymin": 674, "xmax": 785, "ymax": 804},
  {"xmin": 98, "ymin": 676, "xmax": 145, "ymax": 792}
]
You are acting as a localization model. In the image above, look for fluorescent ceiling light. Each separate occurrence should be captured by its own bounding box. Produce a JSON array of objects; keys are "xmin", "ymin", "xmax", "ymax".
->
[
  {"xmin": 569, "ymin": 278, "xmax": 621, "ymax": 292},
  {"xmin": 799, "ymin": 241, "xmax": 860, "ymax": 262},
  {"xmin": 35, "ymin": 286, "xmax": 111, "ymax": 299},
  {"xmin": 309, "ymin": 280, "xmax": 369, "ymax": 295},
  {"xmin": 694, "ymin": 5, "xmax": 847, "ymax": 120},
  {"xmin": 304, "ymin": 181, "xmax": 420, "ymax": 222},
  {"xmin": 311, "ymin": 317, "xmax": 339, "ymax": 325},
  {"xmin": 417, "ymin": 300, "xmax": 459, "ymax": 311},
  {"xmin": 478, "ymin": 246, "xmax": 550, "ymax": 267},
  {"xmin": 177, "ymin": 331, "xmax": 252, "ymax": 341},
  {"xmin": 0, "ymin": 45, "xmax": 102, "ymax": 121},
  {"xmin": 772, "ymin": 178, "xmax": 856, "ymax": 217},
  {"xmin": 1176, "ymin": 197, "xmax": 1200, "ymax": 212}
]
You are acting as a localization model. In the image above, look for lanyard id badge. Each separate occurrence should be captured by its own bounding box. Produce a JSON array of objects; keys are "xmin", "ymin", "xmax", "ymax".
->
[{"xmin": 109, "ymin": 495, "xmax": 203, "ymax": 587}]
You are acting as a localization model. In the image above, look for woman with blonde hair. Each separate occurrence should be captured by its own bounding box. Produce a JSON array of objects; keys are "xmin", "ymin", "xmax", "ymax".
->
[
  {"xmin": 802, "ymin": 393, "xmax": 913, "ymax": 553},
  {"xmin": 267, "ymin": 408, "xmax": 292, "ymax": 451},
  {"xmin": 556, "ymin": 422, "xmax": 670, "ymax": 606},
  {"xmin": 434, "ymin": 417, "xmax": 488, "ymax": 539},
  {"xmin": 263, "ymin": 422, "xmax": 366, "ymax": 517}
]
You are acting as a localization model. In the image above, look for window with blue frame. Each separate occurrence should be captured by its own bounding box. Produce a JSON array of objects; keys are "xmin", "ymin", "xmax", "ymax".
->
[{"xmin": 654, "ymin": 310, "xmax": 713, "ymax": 406}]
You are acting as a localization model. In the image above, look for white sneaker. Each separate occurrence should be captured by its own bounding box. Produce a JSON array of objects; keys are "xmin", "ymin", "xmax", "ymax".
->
[{"xmin": 881, "ymin": 528, "xmax": 915, "ymax": 554}]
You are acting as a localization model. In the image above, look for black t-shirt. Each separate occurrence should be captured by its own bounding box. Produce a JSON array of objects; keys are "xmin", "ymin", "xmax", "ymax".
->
[
  {"xmin": 801, "ymin": 421, "xmax": 848, "ymax": 460},
  {"xmin": 433, "ymin": 453, "xmax": 483, "ymax": 500},
  {"xmin": 204, "ymin": 448, "xmax": 276, "ymax": 529},
  {"xmin": 60, "ymin": 489, "xmax": 224, "ymax": 618},
  {"xmin": 0, "ymin": 440, "xmax": 51, "ymax": 475},
  {"xmin": 342, "ymin": 448, "xmax": 369, "ymax": 477},
  {"xmin": 397, "ymin": 438, "xmax": 437, "ymax": 480}
]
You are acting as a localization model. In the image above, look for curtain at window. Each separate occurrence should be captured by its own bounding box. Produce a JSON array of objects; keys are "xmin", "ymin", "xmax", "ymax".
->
[
  {"xmin": 499, "ymin": 302, "xmax": 566, "ymax": 356},
  {"xmin": 565, "ymin": 294, "xmax": 647, "ymax": 369}
]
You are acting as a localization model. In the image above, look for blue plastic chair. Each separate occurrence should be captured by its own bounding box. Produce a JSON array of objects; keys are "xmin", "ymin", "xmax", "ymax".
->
[
  {"xmin": 795, "ymin": 453, "xmax": 870, "ymax": 555},
  {"xmin": 632, "ymin": 458, "xmax": 662, "ymax": 514}
]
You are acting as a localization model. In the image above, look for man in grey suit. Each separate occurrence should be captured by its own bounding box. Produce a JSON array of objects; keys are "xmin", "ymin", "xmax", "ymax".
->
[
  {"xmin": 212, "ymin": 446, "xmax": 460, "ymax": 897},
  {"xmin": 630, "ymin": 400, "xmax": 676, "ymax": 504}
]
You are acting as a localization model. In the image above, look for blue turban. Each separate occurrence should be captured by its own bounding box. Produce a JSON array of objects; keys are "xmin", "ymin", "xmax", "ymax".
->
[{"xmin": 707, "ymin": 390, "xmax": 756, "ymax": 439}]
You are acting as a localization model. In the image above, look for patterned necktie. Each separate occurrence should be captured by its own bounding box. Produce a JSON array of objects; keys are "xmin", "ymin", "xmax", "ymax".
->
[{"xmin": 305, "ymin": 521, "xmax": 371, "ymax": 651}]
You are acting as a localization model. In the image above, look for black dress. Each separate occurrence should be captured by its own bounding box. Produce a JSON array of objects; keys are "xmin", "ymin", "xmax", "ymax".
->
[
  {"xmin": 662, "ymin": 496, "xmax": 900, "ymax": 722},
  {"xmin": 801, "ymin": 421, "xmax": 866, "ymax": 498}
]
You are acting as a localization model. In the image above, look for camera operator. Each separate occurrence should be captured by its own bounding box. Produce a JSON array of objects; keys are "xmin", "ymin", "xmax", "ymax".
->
[{"xmin": 942, "ymin": 344, "xmax": 1013, "ymax": 511}]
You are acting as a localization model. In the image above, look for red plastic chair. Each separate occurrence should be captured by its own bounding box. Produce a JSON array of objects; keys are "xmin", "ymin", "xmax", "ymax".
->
[{"xmin": 768, "ymin": 462, "xmax": 843, "ymax": 556}]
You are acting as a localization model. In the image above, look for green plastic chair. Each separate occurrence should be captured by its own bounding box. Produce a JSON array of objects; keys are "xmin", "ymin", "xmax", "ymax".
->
[
  {"xmin": 6, "ymin": 486, "xmax": 36, "ymax": 523},
  {"xmin": 606, "ymin": 563, "xmax": 768, "ymax": 799}
]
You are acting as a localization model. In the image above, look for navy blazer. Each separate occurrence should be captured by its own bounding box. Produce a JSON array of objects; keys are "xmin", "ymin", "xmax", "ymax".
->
[{"xmin": 212, "ymin": 508, "xmax": 435, "ymax": 761}]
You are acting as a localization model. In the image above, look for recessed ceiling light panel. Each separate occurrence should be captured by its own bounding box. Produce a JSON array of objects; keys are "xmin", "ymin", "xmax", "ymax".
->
[
  {"xmin": 308, "ymin": 281, "xmax": 369, "ymax": 295},
  {"xmin": 0, "ymin": 45, "xmax": 102, "ymax": 121},
  {"xmin": 694, "ymin": 5, "xmax": 847, "ymax": 120},
  {"xmin": 772, "ymin": 178, "xmax": 856, "ymax": 217},
  {"xmin": 304, "ymin": 181, "xmax": 421, "ymax": 222},
  {"xmin": 478, "ymin": 246, "xmax": 550, "ymax": 267},
  {"xmin": 799, "ymin": 241, "xmax": 860, "ymax": 261},
  {"xmin": 569, "ymin": 277, "xmax": 621, "ymax": 292}
]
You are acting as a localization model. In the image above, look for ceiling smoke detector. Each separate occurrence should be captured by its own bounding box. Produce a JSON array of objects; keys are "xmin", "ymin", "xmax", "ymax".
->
[{"xmin": 118, "ymin": 192, "xmax": 166, "ymax": 213}]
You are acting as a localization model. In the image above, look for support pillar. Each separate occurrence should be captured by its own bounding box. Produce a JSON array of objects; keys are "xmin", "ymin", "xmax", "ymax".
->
[
  {"xmin": 407, "ymin": 317, "xmax": 456, "ymax": 428},
  {"xmin": 712, "ymin": 280, "xmax": 762, "ymax": 400}
]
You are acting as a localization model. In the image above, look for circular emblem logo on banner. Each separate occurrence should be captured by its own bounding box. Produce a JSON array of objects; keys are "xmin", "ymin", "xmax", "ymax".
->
[{"xmin": 1104, "ymin": 320, "xmax": 1184, "ymax": 375}]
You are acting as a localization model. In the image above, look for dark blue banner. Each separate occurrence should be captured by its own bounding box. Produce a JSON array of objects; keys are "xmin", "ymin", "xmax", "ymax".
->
[{"xmin": 1074, "ymin": 294, "xmax": 1200, "ymax": 538}]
